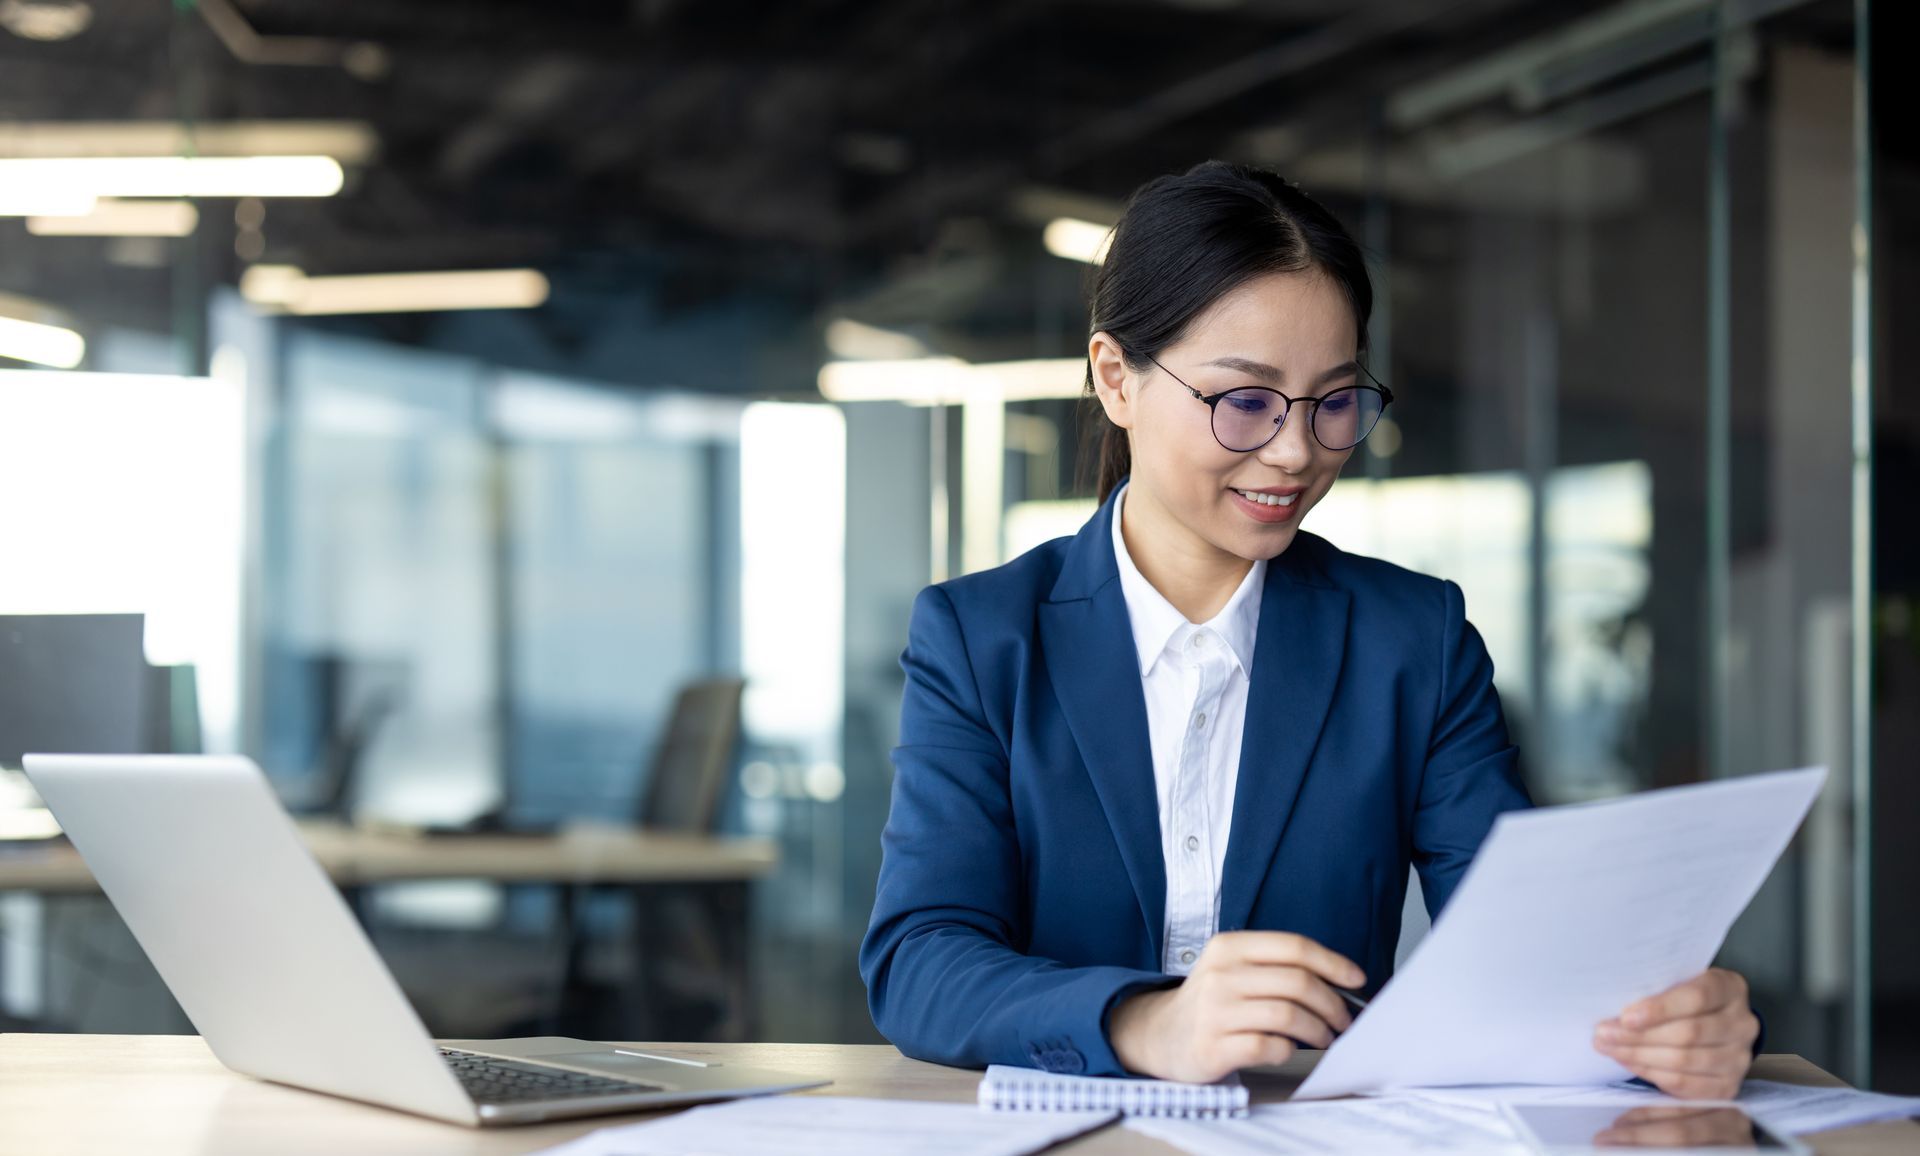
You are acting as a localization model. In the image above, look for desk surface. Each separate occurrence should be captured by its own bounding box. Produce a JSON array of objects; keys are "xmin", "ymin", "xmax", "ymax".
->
[
  {"xmin": 0, "ymin": 1035, "xmax": 1912, "ymax": 1156},
  {"xmin": 0, "ymin": 821, "xmax": 778, "ymax": 892}
]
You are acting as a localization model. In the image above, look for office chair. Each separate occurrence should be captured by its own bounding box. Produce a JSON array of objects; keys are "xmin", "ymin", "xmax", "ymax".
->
[
  {"xmin": 637, "ymin": 678, "xmax": 746, "ymax": 833},
  {"xmin": 0, "ymin": 614, "xmax": 151, "ymax": 768},
  {"xmin": 598, "ymin": 677, "xmax": 749, "ymax": 1040}
]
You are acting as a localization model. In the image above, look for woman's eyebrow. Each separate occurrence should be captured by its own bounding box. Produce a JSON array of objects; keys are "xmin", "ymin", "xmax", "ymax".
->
[{"xmin": 1205, "ymin": 356, "xmax": 1359, "ymax": 385}]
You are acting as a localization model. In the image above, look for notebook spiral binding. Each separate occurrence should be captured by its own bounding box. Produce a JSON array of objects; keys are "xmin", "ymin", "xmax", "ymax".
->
[{"xmin": 977, "ymin": 1067, "xmax": 1250, "ymax": 1118}]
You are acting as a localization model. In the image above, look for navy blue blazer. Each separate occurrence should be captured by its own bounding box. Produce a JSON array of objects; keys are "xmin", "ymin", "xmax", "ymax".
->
[{"xmin": 859, "ymin": 482, "xmax": 1532, "ymax": 1077}]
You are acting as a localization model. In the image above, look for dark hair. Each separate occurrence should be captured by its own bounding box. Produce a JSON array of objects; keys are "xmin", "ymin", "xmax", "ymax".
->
[{"xmin": 1080, "ymin": 160, "xmax": 1374, "ymax": 503}]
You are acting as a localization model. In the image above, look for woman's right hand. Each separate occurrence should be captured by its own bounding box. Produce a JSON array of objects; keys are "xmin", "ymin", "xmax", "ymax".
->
[{"xmin": 1107, "ymin": 931, "xmax": 1365, "ymax": 1083}]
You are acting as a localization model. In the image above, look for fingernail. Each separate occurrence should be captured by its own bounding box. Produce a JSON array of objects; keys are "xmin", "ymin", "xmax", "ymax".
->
[
  {"xmin": 1349, "ymin": 968, "xmax": 1366, "ymax": 987},
  {"xmin": 1596, "ymin": 1024, "xmax": 1620, "ymax": 1043},
  {"xmin": 1624, "ymin": 1010, "xmax": 1647, "ymax": 1029}
]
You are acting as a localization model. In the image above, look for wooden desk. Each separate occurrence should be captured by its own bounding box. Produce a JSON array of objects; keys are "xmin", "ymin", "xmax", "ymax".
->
[
  {"xmin": 0, "ymin": 821, "xmax": 779, "ymax": 893},
  {"xmin": 0, "ymin": 825, "xmax": 778, "ymax": 1039},
  {"xmin": 0, "ymin": 1036, "xmax": 1911, "ymax": 1155}
]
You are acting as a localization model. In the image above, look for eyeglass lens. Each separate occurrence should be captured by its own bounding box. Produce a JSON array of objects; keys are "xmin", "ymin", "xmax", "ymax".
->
[{"xmin": 1212, "ymin": 385, "xmax": 1384, "ymax": 452}]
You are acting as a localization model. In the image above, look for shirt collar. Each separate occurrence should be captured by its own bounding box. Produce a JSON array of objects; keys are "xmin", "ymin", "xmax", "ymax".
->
[{"xmin": 1110, "ymin": 481, "xmax": 1265, "ymax": 676}]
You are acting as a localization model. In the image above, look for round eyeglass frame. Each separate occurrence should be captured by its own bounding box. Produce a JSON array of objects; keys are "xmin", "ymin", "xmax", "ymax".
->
[{"xmin": 1141, "ymin": 351, "xmax": 1395, "ymax": 453}]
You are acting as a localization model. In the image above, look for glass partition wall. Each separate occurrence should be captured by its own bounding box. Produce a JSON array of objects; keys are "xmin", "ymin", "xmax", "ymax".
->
[
  {"xmin": 1309, "ymin": 0, "xmax": 1876, "ymax": 1084},
  {"xmin": 923, "ymin": 0, "xmax": 1877, "ymax": 1084},
  {"xmin": 2, "ymin": 0, "xmax": 1892, "ymax": 1088}
]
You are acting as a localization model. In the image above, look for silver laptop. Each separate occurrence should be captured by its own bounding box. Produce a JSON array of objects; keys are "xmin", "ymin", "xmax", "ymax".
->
[{"xmin": 23, "ymin": 753, "xmax": 827, "ymax": 1126}]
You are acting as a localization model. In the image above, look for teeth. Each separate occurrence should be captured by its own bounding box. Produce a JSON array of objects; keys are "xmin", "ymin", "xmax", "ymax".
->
[{"xmin": 1234, "ymin": 488, "xmax": 1297, "ymax": 508}]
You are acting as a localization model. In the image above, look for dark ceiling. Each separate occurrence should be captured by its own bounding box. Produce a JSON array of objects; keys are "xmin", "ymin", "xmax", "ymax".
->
[{"xmin": 0, "ymin": 0, "xmax": 1646, "ymax": 391}]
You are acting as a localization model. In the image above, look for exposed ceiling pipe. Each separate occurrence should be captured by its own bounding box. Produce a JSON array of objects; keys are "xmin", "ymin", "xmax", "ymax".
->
[
  {"xmin": 843, "ymin": 0, "xmax": 1530, "ymax": 245},
  {"xmin": 1043, "ymin": 0, "xmax": 1477, "ymax": 170},
  {"xmin": 1388, "ymin": 0, "xmax": 1712, "ymax": 128},
  {"xmin": 1386, "ymin": 0, "xmax": 1809, "ymax": 129},
  {"xmin": 195, "ymin": 0, "xmax": 391, "ymax": 80}
]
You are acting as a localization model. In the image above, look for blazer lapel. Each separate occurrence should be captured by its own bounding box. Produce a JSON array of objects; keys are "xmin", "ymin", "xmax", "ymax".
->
[
  {"xmin": 1039, "ymin": 489, "xmax": 1166, "ymax": 959},
  {"xmin": 1217, "ymin": 541, "xmax": 1351, "ymax": 933}
]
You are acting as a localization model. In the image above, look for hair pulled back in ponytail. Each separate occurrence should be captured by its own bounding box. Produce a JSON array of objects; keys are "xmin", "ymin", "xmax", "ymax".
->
[{"xmin": 1079, "ymin": 161, "xmax": 1374, "ymax": 504}]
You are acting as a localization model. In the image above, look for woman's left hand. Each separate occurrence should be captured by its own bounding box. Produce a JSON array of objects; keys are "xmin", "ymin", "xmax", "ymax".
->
[{"xmin": 1593, "ymin": 968, "xmax": 1758, "ymax": 1100}]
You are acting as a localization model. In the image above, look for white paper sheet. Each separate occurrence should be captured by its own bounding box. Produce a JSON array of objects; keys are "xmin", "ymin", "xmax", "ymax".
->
[
  {"xmin": 1733, "ymin": 1081, "xmax": 1920, "ymax": 1133},
  {"xmin": 1126, "ymin": 1097, "xmax": 1528, "ymax": 1155},
  {"xmin": 1295, "ymin": 767, "xmax": 1827, "ymax": 1099},
  {"xmin": 1405, "ymin": 1079, "xmax": 1920, "ymax": 1136},
  {"xmin": 531, "ymin": 1096, "xmax": 1116, "ymax": 1156},
  {"xmin": 1396, "ymin": 1081, "xmax": 1650, "ymax": 1111}
]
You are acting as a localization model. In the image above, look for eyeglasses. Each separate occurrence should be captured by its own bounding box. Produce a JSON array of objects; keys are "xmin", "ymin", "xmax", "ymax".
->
[{"xmin": 1143, "ymin": 352, "xmax": 1394, "ymax": 454}]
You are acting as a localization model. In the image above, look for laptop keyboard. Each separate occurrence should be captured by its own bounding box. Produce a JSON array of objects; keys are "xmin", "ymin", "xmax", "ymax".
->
[{"xmin": 440, "ymin": 1047, "xmax": 661, "ymax": 1104}]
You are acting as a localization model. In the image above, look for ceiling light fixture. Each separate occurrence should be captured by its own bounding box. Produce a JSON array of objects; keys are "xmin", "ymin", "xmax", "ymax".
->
[
  {"xmin": 0, "ymin": 120, "xmax": 374, "ymax": 164},
  {"xmin": 0, "ymin": 156, "xmax": 345, "ymax": 199},
  {"xmin": 0, "ymin": 190, "xmax": 96, "ymax": 217},
  {"xmin": 819, "ymin": 358, "xmax": 1085, "ymax": 406},
  {"xmin": 240, "ymin": 266, "xmax": 551, "ymax": 315},
  {"xmin": 0, "ymin": 0, "xmax": 92, "ymax": 42},
  {"xmin": 824, "ymin": 318, "xmax": 929, "ymax": 361},
  {"xmin": 27, "ymin": 199, "xmax": 199, "ymax": 236},
  {"xmin": 1042, "ymin": 217, "xmax": 1115, "ymax": 265},
  {"xmin": 0, "ymin": 121, "xmax": 376, "ymax": 163},
  {"xmin": 0, "ymin": 315, "xmax": 86, "ymax": 369}
]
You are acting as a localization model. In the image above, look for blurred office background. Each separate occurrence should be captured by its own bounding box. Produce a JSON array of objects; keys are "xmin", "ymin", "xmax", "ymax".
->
[{"xmin": 0, "ymin": 0, "xmax": 1913, "ymax": 1092}]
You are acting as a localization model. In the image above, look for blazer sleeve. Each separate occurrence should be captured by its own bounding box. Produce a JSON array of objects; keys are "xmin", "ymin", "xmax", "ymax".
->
[
  {"xmin": 859, "ymin": 585, "xmax": 1171, "ymax": 1075},
  {"xmin": 1410, "ymin": 580, "xmax": 1769, "ymax": 1057},
  {"xmin": 1411, "ymin": 578, "xmax": 1533, "ymax": 918}
]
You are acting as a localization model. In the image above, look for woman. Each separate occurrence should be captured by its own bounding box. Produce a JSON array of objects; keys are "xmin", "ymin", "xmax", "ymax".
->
[{"xmin": 859, "ymin": 161, "xmax": 1759, "ymax": 1098}]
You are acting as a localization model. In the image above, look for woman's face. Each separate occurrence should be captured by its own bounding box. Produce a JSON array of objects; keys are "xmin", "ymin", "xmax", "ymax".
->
[{"xmin": 1091, "ymin": 269, "xmax": 1362, "ymax": 564}]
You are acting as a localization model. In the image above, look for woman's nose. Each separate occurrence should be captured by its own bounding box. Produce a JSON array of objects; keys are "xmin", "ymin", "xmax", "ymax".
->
[{"xmin": 1253, "ymin": 404, "xmax": 1317, "ymax": 471}]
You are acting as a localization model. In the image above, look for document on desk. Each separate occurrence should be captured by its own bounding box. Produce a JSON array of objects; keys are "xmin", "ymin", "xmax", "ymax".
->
[
  {"xmin": 1294, "ymin": 766, "xmax": 1827, "ymax": 1100},
  {"xmin": 531, "ymin": 1095, "xmax": 1117, "ymax": 1156},
  {"xmin": 1406, "ymin": 1080, "xmax": 1920, "ymax": 1136},
  {"xmin": 1127, "ymin": 1097, "xmax": 1528, "ymax": 1155}
]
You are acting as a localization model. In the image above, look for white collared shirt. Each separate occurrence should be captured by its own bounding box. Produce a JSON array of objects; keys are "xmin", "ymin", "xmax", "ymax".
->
[{"xmin": 1110, "ymin": 482, "xmax": 1266, "ymax": 976}]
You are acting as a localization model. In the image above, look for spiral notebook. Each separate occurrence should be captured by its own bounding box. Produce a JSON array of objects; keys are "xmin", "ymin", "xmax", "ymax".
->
[{"xmin": 977, "ymin": 1064, "xmax": 1250, "ymax": 1118}]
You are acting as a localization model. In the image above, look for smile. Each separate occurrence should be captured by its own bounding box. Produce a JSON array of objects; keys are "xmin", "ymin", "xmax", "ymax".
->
[{"xmin": 1231, "ymin": 488, "xmax": 1297, "ymax": 507}]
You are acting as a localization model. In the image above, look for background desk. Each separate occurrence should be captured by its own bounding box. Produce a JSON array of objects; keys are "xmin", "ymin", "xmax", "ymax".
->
[
  {"xmin": 0, "ymin": 1036, "xmax": 1912, "ymax": 1155},
  {"xmin": 0, "ymin": 825, "xmax": 778, "ymax": 1038},
  {"xmin": 0, "ymin": 821, "xmax": 779, "ymax": 892}
]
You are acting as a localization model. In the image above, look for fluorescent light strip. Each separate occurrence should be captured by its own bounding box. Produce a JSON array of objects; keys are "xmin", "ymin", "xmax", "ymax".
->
[
  {"xmin": 0, "ymin": 156, "xmax": 344, "ymax": 198},
  {"xmin": 819, "ymin": 358, "xmax": 972, "ymax": 404},
  {"xmin": 819, "ymin": 357, "xmax": 1084, "ymax": 405},
  {"xmin": 0, "ymin": 121, "xmax": 377, "ymax": 163},
  {"xmin": 0, "ymin": 191, "xmax": 96, "ymax": 217},
  {"xmin": 237, "ymin": 264, "xmax": 303, "ymax": 306},
  {"xmin": 0, "ymin": 316, "xmax": 86, "ymax": 369},
  {"xmin": 824, "ymin": 318, "xmax": 929, "ymax": 360},
  {"xmin": 1043, "ymin": 217, "xmax": 1114, "ymax": 264},
  {"xmin": 241, "ymin": 266, "xmax": 550, "ymax": 315},
  {"xmin": 27, "ymin": 200, "xmax": 199, "ymax": 237},
  {"xmin": 987, "ymin": 358, "xmax": 1095, "ymax": 402}
]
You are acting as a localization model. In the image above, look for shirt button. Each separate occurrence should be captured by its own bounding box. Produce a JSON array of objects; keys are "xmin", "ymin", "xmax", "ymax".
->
[
  {"xmin": 1185, "ymin": 834, "xmax": 1200, "ymax": 852},
  {"xmin": 1193, "ymin": 712, "xmax": 1207, "ymax": 729},
  {"xmin": 1195, "ymin": 633, "xmax": 1210, "ymax": 647},
  {"xmin": 1180, "ymin": 949, "xmax": 1197, "ymax": 965}
]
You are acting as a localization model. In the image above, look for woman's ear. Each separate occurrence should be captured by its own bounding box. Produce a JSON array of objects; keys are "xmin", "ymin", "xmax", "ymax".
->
[{"xmin": 1088, "ymin": 331, "xmax": 1135, "ymax": 430}]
